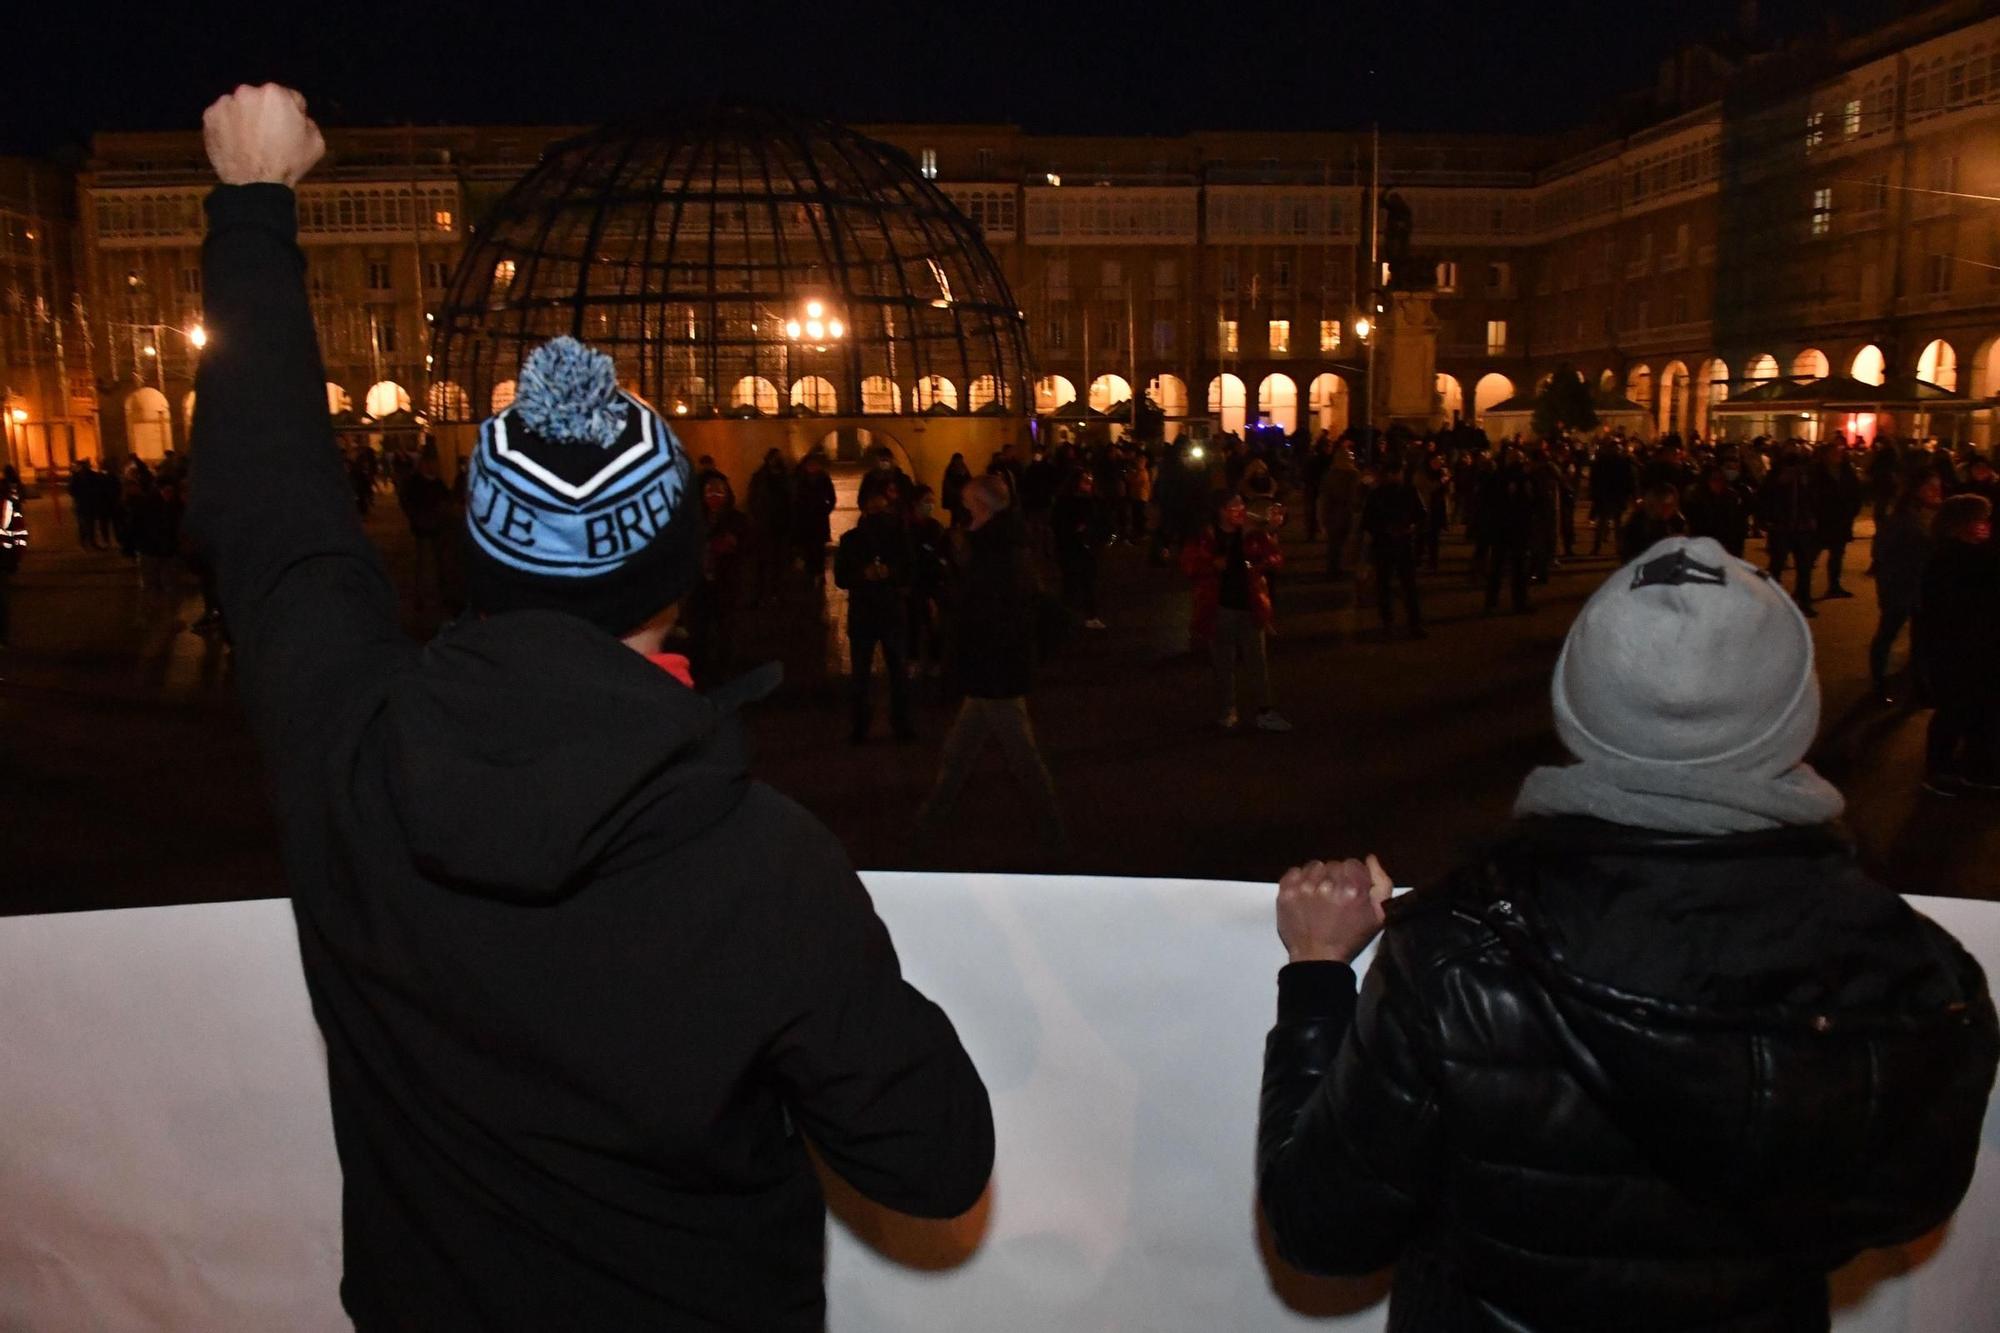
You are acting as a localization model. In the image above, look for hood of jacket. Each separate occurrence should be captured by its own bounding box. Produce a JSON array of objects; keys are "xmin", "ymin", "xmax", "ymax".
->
[
  {"xmin": 1479, "ymin": 819, "xmax": 1995, "ymax": 1247},
  {"xmin": 381, "ymin": 611, "xmax": 767, "ymax": 903}
]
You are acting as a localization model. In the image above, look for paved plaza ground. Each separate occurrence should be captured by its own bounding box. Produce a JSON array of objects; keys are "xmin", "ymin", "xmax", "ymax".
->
[{"xmin": 2, "ymin": 482, "xmax": 1995, "ymax": 916}]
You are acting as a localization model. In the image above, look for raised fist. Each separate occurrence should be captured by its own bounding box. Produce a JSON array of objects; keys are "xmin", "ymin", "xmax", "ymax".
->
[{"xmin": 202, "ymin": 84, "xmax": 324, "ymax": 187}]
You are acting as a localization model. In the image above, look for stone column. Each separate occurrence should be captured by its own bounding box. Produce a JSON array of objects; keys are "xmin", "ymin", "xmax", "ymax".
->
[{"xmin": 1377, "ymin": 291, "xmax": 1440, "ymax": 430}]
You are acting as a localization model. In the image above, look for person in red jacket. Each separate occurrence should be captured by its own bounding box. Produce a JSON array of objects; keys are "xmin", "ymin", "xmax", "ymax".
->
[{"xmin": 1183, "ymin": 491, "xmax": 1291, "ymax": 731}]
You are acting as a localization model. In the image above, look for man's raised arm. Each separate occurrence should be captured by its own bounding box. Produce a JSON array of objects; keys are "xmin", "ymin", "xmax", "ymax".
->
[{"xmin": 185, "ymin": 85, "xmax": 412, "ymax": 759}]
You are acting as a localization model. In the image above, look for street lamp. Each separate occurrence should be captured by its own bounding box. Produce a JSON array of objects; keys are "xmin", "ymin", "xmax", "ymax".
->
[
  {"xmin": 188, "ymin": 324, "xmax": 208, "ymax": 350},
  {"xmin": 1353, "ymin": 316, "xmax": 1372, "ymax": 341},
  {"xmin": 782, "ymin": 297, "xmax": 846, "ymax": 413}
]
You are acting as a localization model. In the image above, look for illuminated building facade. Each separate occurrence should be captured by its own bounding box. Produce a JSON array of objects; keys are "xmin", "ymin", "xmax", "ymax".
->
[{"xmin": 9, "ymin": 0, "xmax": 1999, "ymax": 475}]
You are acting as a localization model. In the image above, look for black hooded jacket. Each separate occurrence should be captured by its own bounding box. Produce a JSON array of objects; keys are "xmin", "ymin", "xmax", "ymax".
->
[
  {"xmin": 1259, "ymin": 817, "xmax": 1997, "ymax": 1333},
  {"xmin": 188, "ymin": 184, "xmax": 992, "ymax": 1331}
]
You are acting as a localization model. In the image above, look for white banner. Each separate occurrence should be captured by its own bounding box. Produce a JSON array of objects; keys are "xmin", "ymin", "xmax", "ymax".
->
[{"xmin": 1, "ymin": 877, "xmax": 1996, "ymax": 1331}]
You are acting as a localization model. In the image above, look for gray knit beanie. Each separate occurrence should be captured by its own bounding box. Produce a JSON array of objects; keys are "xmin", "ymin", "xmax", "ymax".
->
[{"xmin": 1516, "ymin": 536, "xmax": 1845, "ymax": 833}]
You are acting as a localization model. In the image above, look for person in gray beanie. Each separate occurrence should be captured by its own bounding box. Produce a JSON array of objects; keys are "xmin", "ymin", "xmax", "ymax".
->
[
  {"xmin": 1256, "ymin": 534, "xmax": 1997, "ymax": 1332},
  {"xmin": 185, "ymin": 85, "xmax": 990, "ymax": 1330}
]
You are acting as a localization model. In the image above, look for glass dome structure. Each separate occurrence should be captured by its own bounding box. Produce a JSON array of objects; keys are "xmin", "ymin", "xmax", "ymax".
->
[{"xmin": 430, "ymin": 107, "xmax": 1032, "ymax": 425}]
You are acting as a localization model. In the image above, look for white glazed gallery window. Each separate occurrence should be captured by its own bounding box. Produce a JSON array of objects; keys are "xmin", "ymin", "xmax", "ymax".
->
[
  {"xmin": 1843, "ymin": 99, "xmax": 1862, "ymax": 136},
  {"xmin": 920, "ymin": 148, "xmax": 938, "ymax": 181},
  {"xmin": 1221, "ymin": 319, "xmax": 1239, "ymax": 354},
  {"xmin": 1435, "ymin": 260, "xmax": 1457, "ymax": 293},
  {"xmin": 1805, "ymin": 110, "xmax": 1824, "ymax": 150},
  {"xmin": 1319, "ymin": 319, "xmax": 1341, "ymax": 352},
  {"xmin": 1268, "ymin": 320, "xmax": 1290, "ymax": 355},
  {"xmin": 1485, "ymin": 320, "xmax": 1507, "ymax": 355},
  {"xmin": 1811, "ymin": 188, "xmax": 1832, "ymax": 238}
]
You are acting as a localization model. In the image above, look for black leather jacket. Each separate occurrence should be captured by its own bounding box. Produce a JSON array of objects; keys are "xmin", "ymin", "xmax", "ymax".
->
[{"xmin": 1259, "ymin": 818, "xmax": 1998, "ymax": 1333}]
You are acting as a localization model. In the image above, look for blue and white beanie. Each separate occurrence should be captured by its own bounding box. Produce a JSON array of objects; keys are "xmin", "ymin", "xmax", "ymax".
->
[{"xmin": 463, "ymin": 337, "xmax": 698, "ymax": 635}]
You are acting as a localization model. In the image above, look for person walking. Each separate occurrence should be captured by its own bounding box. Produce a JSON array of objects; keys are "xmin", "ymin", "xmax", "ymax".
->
[
  {"xmin": 68, "ymin": 458, "xmax": 100, "ymax": 549},
  {"xmin": 746, "ymin": 447, "xmax": 792, "ymax": 605},
  {"xmin": 835, "ymin": 486, "xmax": 916, "ymax": 743},
  {"xmin": 1761, "ymin": 445, "xmax": 1823, "ymax": 616},
  {"xmin": 906, "ymin": 485, "xmax": 951, "ymax": 681},
  {"xmin": 1258, "ymin": 535, "xmax": 1998, "ymax": 1333},
  {"xmin": 791, "ymin": 447, "xmax": 836, "ymax": 584},
  {"xmin": 1185, "ymin": 492, "xmax": 1292, "ymax": 731},
  {"xmin": 1361, "ymin": 463, "xmax": 1427, "ymax": 635},
  {"xmin": 185, "ymin": 86, "xmax": 990, "ymax": 1332},
  {"xmin": 1869, "ymin": 472, "xmax": 1941, "ymax": 703},
  {"xmin": 687, "ymin": 473, "xmax": 749, "ymax": 687},
  {"xmin": 1052, "ymin": 467, "xmax": 1106, "ymax": 630},
  {"xmin": 1479, "ymin": 449, "xmax": 1535, "ymax": 614},
  {"xmin": 1587, "ymin": 439, "xmax": 1636, "ymax": 555},
  {"xmin": 1914, "ymin": 494, "xmax": 2000, "ymax": 795},
  {"xmin": 1814, "ymin": 440, "xmax": 1865, "ymax": 599},
  {"xmin": 912, "ymin": 476, "xmax": 1068, "ymax": 856},
  {"xmin": 1318, "ymin": 445, "xmax": 1361, "ymax": 577},
  {"xmin": 395, "ymin": 448, "xmax": 452, "ymax": 608},
  {"xmin": 941, "ymin": 451, "xmax": 973, "ymax": 529},
  {"xmin": 1683, "ymin": 463, "xmax": 1751, "ymax": 557}
]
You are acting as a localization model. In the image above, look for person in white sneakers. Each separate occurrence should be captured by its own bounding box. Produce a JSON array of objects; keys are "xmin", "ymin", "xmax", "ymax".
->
[{"xmin": 1183, "ymin": 491, "xmax": 1292, "ymax": 732}]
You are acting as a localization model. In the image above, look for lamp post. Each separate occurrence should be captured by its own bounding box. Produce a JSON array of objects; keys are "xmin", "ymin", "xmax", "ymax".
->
[{"xmin": 782, "ymin": 297, "xmax": 845, "ymax": 415}]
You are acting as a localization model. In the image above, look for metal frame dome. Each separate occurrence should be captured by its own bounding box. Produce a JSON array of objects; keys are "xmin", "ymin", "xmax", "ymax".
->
[{"xmin": 430, "ymin": 106, "xmax": 1032, "ymax": 425}]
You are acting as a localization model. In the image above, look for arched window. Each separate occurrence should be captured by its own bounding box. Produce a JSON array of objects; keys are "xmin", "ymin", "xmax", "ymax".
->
[
  {"xmin": 1147, "ymin": 374, "xmax": 1188, "ymax": 440},
  {"xmin": 1033, "ymin": 375, "xmax": 1076, "ymax": 414},
  {"xmin": 426, "ymin": 381, "xmax": 471, "ymax": 420},
  {"xmin": 327, "ymin": 382, "xmax": 354, "ymax": 415},
  {"xmin": 1625, "ymin": 364, "xmax": 1653, "ymax": 409},
  {"xmin": 729, "ymin": 376, "xmax": 780, "ymax": 415},
  {"xmin": 365, "ymin": 381, "xmax": 411, "ymax": 418},
  {"xmin": 913, "ymin": 374, "xmax": 959, "ymax": 411},
  {"xmin": 1434, "ymin": 373, "xmax": 1464, "ymax": 421},
  {"xmin": 861, "ymin": 376, "xmax": 905, "ymax": 415},
  {"xmin": 1917, "ymin": 339, "xmax": 1958, "ymax": 391},
  {"xmin": 1207, "ymin": 373, "xmax": 1247, "ymax": 435},
  {"xmin": 1088, "ymin": 374, "xmax": 1132, "ymax": 413},
  {"xmin": 1255, "ymin": 373, "xmax": 1298, "ymax": 433},
  {"xmin": 790, "ymin": 376, "xmax": 838, "ymax": 413},
  {"xmin": 1791, "ymin": 348, "xmax": 1829, "ymax": 379},
  {"xmin": 1473, "ymin": 373, "xmax": 1514, "ymax": 423},
  {"xmin": 490, "ymin": 379, "xmax": 518, "ymax": 413},
  {"xmin": 1849, "ymin": 344, "xmax": 1886, "ymax": 386}
]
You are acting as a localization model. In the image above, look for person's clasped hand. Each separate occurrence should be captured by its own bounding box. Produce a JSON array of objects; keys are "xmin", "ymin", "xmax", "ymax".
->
[
  {"xmin": 203, "ymin": 83, "xmax": 325, "ymax": 186},
  {"xmin": 1275, "ymin": 855, "xmax": 1392, "ymax": 965}
]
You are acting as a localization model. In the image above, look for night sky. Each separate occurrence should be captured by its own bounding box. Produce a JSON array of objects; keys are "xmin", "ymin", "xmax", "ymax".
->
[{"xmin": 9, "ymin": 0, "xmax": 1901, "ymax": 154}]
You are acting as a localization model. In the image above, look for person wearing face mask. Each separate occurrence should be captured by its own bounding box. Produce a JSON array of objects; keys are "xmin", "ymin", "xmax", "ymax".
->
[
  {"xmin": 857, "ymin": 445, "xmax": 913, "ymax": 518},
  {"xmin": 1914, "ymin": 493, "xmax": 2000, "ymax": 794}
]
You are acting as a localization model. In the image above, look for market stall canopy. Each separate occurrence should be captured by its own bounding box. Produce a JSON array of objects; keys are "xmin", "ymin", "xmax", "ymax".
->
[{"xmin": 1713, "ymin": 374, "xmax": 1965, "ymax": 413}]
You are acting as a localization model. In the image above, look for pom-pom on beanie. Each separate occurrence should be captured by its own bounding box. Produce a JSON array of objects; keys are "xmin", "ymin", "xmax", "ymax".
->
[{"xmin": 462, "ymin": 337, "xmax": 699, "ymax": 636}]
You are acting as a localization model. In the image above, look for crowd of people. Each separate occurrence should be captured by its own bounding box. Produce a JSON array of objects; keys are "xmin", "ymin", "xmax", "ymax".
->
[
  {"xmin": 34, "ymin": 86, "xmax": 2000, "ymax": 1333},
  {"xmin": 13, "ymin": 391, "xmax": 2000, "ymax": 799}
]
